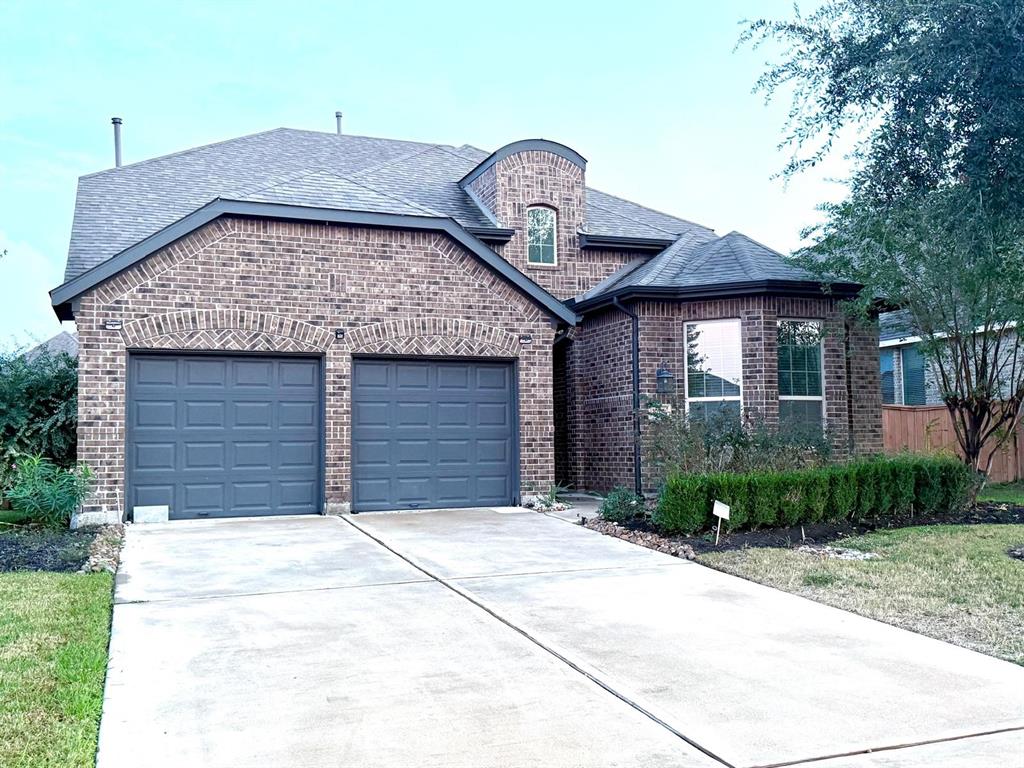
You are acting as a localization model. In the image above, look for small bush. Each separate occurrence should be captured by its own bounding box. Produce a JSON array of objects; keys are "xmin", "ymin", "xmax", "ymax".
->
[
  {"xmin": 5, "ymin": 455, "xmax": 93, "ymax": 527},
  {"xmin": 0, "ymin": 349, "xmax": 78, "ymax": 488},
  {"xmin": 600, "ymin": 487, "xmax": 645, "ymax": 523},
  {"xmin": 750, "ymin": 472, "xmax": 781, "ymax": 528},
  {"xmin": 653, "ymin": 473, "xmax": 713, "ymax": 534},
  {"xmin": 653, "ymin": 455, "xmax": 974, "ymax": 535},
  {"xmin": 713, "ymin": 472, "xmax": 751, "ymax": 530},
  {"xmin": 804, "ymin": 468, "xmax": 830, "ymax": 523}
]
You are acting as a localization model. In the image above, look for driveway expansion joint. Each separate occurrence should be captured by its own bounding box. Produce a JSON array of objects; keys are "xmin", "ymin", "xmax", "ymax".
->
[
  {"xmin": 747, "ymin": 725, "xmax": 1024, "ymax": 768},
  {"xmin": 113, "ymin": 576, "xmax": 435, "ymax": 606}
]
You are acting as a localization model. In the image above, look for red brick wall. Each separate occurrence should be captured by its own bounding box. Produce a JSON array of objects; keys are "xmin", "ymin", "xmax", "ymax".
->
[
  {"xmin": 75, "ymin": 217, "xmax": 556, "ymax": 518},
  {"xmin": 562, "ymin": 308, "xmax": 636, "ymax": 492},
  {"xmin": 471, "ymin": 148, "xmax": 636, "ymax": 300},
  {"xmin": 567, "ymin": 297, "xmax": 884, "ymax": 492}
]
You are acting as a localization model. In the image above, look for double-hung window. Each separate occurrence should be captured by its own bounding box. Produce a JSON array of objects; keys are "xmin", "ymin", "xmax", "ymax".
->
[
  {"xmin": 526, "ymin": 206, "xmax": 556, "ymax": 265},
  {"xmin": 777, "ymin": 320, "xmax": 824, "ymax": 427},
  {"xmin": 684, "ymin": 319, "xmax": 743, "ymax": 422}
]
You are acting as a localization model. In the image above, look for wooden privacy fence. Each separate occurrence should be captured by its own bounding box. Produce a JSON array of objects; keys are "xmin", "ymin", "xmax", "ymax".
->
[{"xmin": 882, "ymin": 405, "xmax": 1024, "ymax": 483}]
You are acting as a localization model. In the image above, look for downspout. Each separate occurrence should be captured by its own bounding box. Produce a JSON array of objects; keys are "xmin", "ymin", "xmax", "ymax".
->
[{"xmin": 612, "ymin": 297, "xmax": 643, "ymax": 495}]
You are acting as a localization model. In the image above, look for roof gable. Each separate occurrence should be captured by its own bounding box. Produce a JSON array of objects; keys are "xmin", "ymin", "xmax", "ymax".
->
[{"xmin": 52, "ymin": 200, "xmax": 579, "ymax": 326}]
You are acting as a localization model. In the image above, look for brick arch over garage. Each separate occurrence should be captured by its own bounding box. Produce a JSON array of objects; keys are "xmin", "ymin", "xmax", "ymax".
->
[
  {"xmin": 345, "ymin": 318, "xmax": 522, "ymax": 358},
  {"xmin": 120, "ymin": 309, "xmax": 333, "ymax": 353}
]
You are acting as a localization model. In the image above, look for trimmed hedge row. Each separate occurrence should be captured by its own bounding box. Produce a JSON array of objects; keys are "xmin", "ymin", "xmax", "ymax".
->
[{"xmin": 653, "ymin": 455, "xmax": 975, "ymax": 535}]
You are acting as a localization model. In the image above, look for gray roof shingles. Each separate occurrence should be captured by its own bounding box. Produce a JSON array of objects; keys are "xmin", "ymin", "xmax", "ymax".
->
[{"xmin": 63, "ymin": 127, "xmax": 812, "ymax": 302}]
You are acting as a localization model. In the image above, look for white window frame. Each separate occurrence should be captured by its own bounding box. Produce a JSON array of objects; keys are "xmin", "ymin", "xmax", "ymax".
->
[
  {"xmin": 683, "ymin": 318, "xmax": 744, "ymax": 418},
  {"xmin": 526, "ymin": 205, "xmax": 558, "ymax": 266},
  {"xmin": 777, "ymin": 318, "xmax": 826, "ymax": 425}
]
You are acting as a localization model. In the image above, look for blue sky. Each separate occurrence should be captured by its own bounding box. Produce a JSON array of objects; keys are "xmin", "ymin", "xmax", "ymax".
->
[{"xmin": 0, "ymin": 0, "xmax": 844, "ymax": 350}]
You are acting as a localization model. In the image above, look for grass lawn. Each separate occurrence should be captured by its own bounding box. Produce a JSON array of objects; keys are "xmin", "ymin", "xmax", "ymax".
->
[
  {"xmin": 699, "ymin": 524, "xmax": 1024, "ymax": 665},
  {"xmin": 0, "ymin": 570, "xmax": 113, "ymax": 768},
  {"xmin": 979, "ymin": 481, "xmax": 1024, "ymax": 505}
]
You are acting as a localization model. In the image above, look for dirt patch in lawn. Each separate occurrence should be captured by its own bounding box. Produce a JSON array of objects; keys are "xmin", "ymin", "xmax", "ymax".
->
[
  {"xmin": 582, "ymin": 501, "xmax": 1024, "ymax": 555},
  {"xmin": 0, "ymin": 524, "xmax": 123, "ymax": 573}
]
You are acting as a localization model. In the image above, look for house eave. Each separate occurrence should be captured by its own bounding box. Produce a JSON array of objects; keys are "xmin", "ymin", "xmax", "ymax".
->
[
  {"xmin": 578, "ymin": 233, "xmax": 674, "ymax": 252},
  {"xmin": 50, "ymin": 199, "xmax": 578, "ymax": 326},
  {"xmin": 569, "ymin": 280, "xmax": 863, "ymax": 314}
]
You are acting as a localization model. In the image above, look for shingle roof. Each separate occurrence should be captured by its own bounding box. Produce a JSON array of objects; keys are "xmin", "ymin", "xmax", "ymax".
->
[
  {"xmin": 879, "ymin": 310, "xmax": 917, "ymax": 342},
  {"xmin": 24, "ymin": 331, "xmax": 78, "ymax": 361},
  {"xmin": 64, "ymin": 128, "xmax": 711, "ymax": 282},
  {"xmin": 595, "ymin": 230, "xmax": 813, "ymax": 295}
]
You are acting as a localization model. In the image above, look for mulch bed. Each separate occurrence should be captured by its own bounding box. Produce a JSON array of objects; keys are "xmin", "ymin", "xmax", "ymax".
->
[
  {"xmin": 582, "ymin": 501, "xmax": 1024, "ymax": 556},
  {"xmin": 0, "ymin": 523, "xmax": 123, "ymax": 573}
]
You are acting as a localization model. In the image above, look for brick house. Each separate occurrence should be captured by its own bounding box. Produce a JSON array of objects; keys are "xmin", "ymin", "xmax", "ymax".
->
[{"xmin": 50, "ymin": 129, "xmax": 882, "ymax": 523}]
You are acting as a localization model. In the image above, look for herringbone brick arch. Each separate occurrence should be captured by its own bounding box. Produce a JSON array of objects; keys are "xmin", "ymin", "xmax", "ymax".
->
[{"xmin": 120, "ymin": 309, "xmax": 332, "ymax": 352}]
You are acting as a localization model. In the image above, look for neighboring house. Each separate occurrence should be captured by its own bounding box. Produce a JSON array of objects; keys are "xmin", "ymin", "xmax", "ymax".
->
[
  {"xmin": 49, "ymin": 128, "xmax": 882, "ymax": 523},
  {"xmin": 879, "ymin": 311, "xmax": 939, "ymax": 406},
  {"xmin": 23, "ymin": 330, "xmax": 79, "ymax": 361}
]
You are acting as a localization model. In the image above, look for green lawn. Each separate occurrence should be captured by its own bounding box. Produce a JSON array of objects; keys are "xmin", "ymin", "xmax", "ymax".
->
[
  {"xmin": 700, "ymin": 524, "xmax": 1024, "ymax": 665},
  {"xmin": 979, "ymin": 481, "xmax": 1024, "ymax": 505},
  {"xmin": 0, "ymin": 571, "xmax": 114, "ymax": 768}
]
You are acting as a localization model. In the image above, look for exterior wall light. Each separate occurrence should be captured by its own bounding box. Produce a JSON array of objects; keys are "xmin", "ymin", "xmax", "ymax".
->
[{"xmin": 655, "ymin": 363, "xmax": 675, "ymax": 394}]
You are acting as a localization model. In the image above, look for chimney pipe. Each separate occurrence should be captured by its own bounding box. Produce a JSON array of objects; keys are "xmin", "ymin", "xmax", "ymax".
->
[
  {"xmin": 335, "ymin": 111, "xmax": 343, "ymax": 135},
  {"xmin": 111, "ymin": 117, "xmax": 123, "ymax": 167}
]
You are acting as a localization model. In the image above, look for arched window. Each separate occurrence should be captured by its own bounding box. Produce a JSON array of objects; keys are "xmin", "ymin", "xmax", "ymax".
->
[{"xmin": 526, "ymin": 206, "xmax": 557, "ymax": 265}]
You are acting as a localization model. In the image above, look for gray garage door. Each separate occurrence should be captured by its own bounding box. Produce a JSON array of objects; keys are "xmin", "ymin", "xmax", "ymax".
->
[
  {"xmin": 127, "ymin": 354, "xmax": 322, "ymax": 520},
  {"xmin": 351, "ymin": 358, "xmax": 516, "ymax": 512}
]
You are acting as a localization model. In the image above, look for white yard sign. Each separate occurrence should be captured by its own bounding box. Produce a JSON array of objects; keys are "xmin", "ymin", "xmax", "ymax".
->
[{"xmin": 712, "ymin": 500, "xmax": 730, "ymax": 544}]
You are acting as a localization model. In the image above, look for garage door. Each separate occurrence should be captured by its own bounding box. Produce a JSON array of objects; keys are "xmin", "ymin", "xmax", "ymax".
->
[
  {"xmin": 127, "ymin": 354, "xmax": 322, "ymax": 520},
  {"xmin": 351, "ymin": 358, "xmax": 517, "ymax": 512}
]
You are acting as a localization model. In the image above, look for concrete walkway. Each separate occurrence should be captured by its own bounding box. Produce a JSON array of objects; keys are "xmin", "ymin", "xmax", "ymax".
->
[{"xmin": 99, "ymin": 509, "xmax": 1024, "ymax": 768}]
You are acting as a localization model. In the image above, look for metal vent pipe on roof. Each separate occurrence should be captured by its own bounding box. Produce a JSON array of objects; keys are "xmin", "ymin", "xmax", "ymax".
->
[
  {"xmin": 111, "ymin": 117, "xmax": 123, "ymax": 167},
  {"xmin": 335, "ymin": 111, "xmax": 343, "ymax": 135}
]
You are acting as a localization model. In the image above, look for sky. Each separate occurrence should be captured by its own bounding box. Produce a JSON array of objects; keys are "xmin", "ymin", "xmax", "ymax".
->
[{"xmin": 0, "ymin": 0, "xmax": 848, "ymax": 351}]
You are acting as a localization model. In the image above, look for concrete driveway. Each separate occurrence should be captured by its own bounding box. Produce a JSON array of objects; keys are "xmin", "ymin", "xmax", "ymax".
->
[{"xmin": 99, "ymin": 509, "xmax": 1024, "ymax": 768}]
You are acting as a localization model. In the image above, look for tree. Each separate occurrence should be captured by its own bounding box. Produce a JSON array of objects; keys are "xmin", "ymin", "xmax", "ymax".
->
[{"xmin": 744, "ymin": 0, "xmax": 1024, "ymax": 478}]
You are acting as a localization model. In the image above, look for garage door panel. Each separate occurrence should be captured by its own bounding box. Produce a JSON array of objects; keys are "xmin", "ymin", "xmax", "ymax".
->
[
  {"xmin": 437, "ymin": 439, "xmax": 470, "ymax": 464},
  {"xmin": 183, "ymin": 441, "xmax": 225, "ymax": 469},
  {"xmin": 128, "ymin": 355, "xmax": 321, "ymax": 520},
  {"xmin": 232, "ymin": 360, "xmax": 274, "ymax": 388},
  {"xmin": 134, "ymin": 357, "xmax": 177, "ymax": 386},
  {"xmin": 396, "ymin": 363, "xmax": 430, "ymax": 389},
  {"xmin": 183, "ymin": 483, "xmax": 224, "ymax": 513},
  {"xmin": 279, "ymin": 360, "xmax": 318, "ymax": 388},
  {"xmin": 436, "ymin": 476, "xmax": 471, "ymax": 503},
  {"xmin": 135, "ymin": 401, "xmax": 176, "ymax": 429},
  {"xmin": 353, "ymin": 440, "xmax": 389, "ymax": 467},
  {"xmin": 185, "ymin": 359, "xmax": 227, "ymax": 387},
  {"xmin": 184, "ymin": 401, "xmax": 225, "ymax": 428},
  {"xmin": 351, "ymin": 358, "xmax": 515, "ymax": 512},
  {"xmin": 233, "ymin": 441, "xmax": 272, "ymax": 470},
  {"xmin": 353, "ymin": 478, "xmax": 390, "ymax": 505},
  {"xmin": 477, "ymin": 438, "xmax": 509, "ymax": 464}
]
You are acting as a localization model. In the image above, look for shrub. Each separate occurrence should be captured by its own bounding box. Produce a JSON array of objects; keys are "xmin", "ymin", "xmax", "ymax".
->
[
  {"xmin": 749, "ymin": 472, "xmax": 781, "ymax": 528},
  {"xmin": 828, "ymin": 466, "xmax": 858, "ymax": 522},
  {"xmin": 600, "ymin": 487, "xmax": 645, "ymax": 523},
  {"xmin": 804, "ymin": 468, "xmax": 830, "ymax": 523},
  {"xmin": 779, "ymin": 471, "xmax": 809, "ymax": 527},
  {"xmin": 890, "ymin": 459, "xmax": 916, "ymax": 514},
  {"xmin": 911, "ymin": 457, "xmax": 944, "ymax": 515},
  {"xmin": 653, "ymin": 473, "xmax": 713, "ymax": 534},
  {"xmin": 5, "ymin": 455, "xmax": 93, "ymax": 527},
  {"xmin": 854, "ymin": 461, "xmax": 879, "ymax": 521},
  {"xmin": 642, "ymin": 399, "xmax": 832, "ymax": 487},
  {"xmin": 0, "ymin": 348, "xmax": 78, "ymax": 488},
  {"xmin": 713, "ymin": 472, "xmax": 751, "ymax": 530}
]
